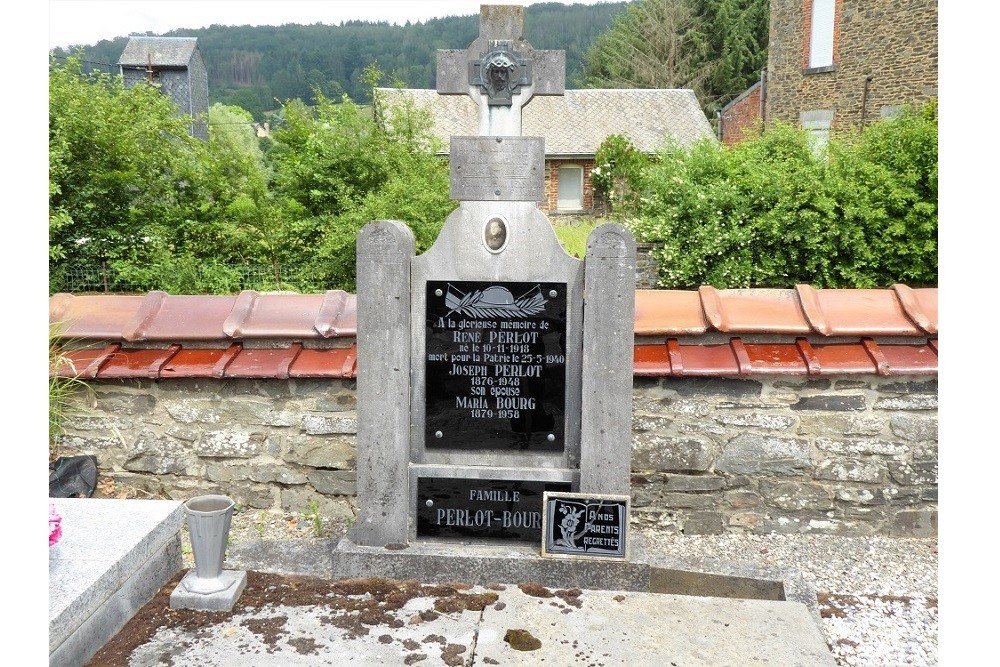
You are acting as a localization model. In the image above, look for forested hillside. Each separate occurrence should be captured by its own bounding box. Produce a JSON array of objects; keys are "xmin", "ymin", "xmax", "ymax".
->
[{"xmin": 52, "ymin": 2, "xmax": 628, "ymax": 120}]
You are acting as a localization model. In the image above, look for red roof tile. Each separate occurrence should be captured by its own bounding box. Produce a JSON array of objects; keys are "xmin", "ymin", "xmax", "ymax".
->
[
  {"xmin": 96, "ymin": 345, "xmax": 181, "ymax": 378},
  {"xmin": 124, "ymin": 292, "xmax": 241, "ymax": 342},
  {"xmin": 878, "ymin": 339, "xmax": 939, "ymax": 375},
  {"xmin": 795, "ymin": 285, "xmax": 929, "ymax": 336},
  {"xmin": 222, "ymin": 291, "xmax": 356, "ymax": 338},
  {"xmin": 633, "ymin": 290, "xmax": 708, "ymax": 335},
  {"xmin": 159, "ymin": 345, "xmax": 242, "ymax": 378},
  {"xmin": 741, "ymin": 341, "xmax": 809, "ymax": 374},
  {"xmin": 50, "ymin": 286, "xmax": 937, "ymax": 378},
  {"xmin": 55, "ymin": 344, "xmax": 121, "ymax": 378},
  {"xmin": 49, "ymin": 295, "xmax": 146, "ymax": 339},
  {"xmin": 699, "ymin": 287, "xmax": 812, "ymax": 334},
  {"xmin": 289, "ymin": 346, "xmax": 357, "ymax": 378},
  {"xmin": 223, "ymin": 344, "xmax": 303, "ymax": 379}
]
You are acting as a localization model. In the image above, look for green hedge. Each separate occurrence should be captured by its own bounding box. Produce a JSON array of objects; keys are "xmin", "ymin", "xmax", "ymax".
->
[{"xmin": 622, "ymin": 100, "xmax": 937, "ymax": 289}]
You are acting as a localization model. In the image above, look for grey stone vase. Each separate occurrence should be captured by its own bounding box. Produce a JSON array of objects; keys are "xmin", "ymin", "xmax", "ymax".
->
[{"xmin": 182, "ymin": 495, "xmax": 236, "ymax": 594}]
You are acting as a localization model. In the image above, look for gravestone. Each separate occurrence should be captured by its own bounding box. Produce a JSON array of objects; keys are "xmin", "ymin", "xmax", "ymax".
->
[{"xmin": 350, "ymin": 4, "xmax": 636, "ymax": 551}]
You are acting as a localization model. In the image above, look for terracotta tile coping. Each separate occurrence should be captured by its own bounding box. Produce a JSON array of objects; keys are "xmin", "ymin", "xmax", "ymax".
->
[
  {"xmin": 50, "ymin": 287, "xmax": 937, "ymax": 378},
  {"xmin": 55, "ymin": 338, "xmax": 936, "ymax": 379},
  {"xmin": 52, "ymin": 286, "xmax": 936, "ymax": 341}
]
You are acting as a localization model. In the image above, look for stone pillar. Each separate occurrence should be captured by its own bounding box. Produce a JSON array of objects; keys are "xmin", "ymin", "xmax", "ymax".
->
[
  {"xmin": 350, "ymin": 220, "xmax": 415, "ymax": 546},
  {"xmin": 580, "ymin": 223, "xmax": 637, "ymax": 495}
]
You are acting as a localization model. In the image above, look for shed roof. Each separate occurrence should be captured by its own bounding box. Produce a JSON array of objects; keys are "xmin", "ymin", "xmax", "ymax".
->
[
  {"xmin": 379, "ymin": 88, "xmax": 715, "ymax": 156},
  {"xmin": 117, "ymin": 36, "xmax": 199, "ymax": 67}
]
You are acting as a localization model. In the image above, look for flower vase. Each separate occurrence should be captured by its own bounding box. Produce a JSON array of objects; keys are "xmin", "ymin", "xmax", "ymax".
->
[{"xmin": 182, "ymin": 495, "xmax": 236, "ymax": 594}]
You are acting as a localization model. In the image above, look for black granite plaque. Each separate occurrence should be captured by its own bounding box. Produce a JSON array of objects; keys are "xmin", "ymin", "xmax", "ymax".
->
[
  {"xmin": 542, "ymin": 492, "xmax": 629, "ymax": 559},
  {"xmin": 425, "ymin": 280, "xmax": 567, "ymax": 451},
  {"xmin": 417, "ymin": 477, "xmax": 572, "ymax": 542}
]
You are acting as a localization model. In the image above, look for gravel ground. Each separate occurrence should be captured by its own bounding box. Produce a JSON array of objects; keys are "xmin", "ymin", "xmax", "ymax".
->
[
  {"xmin": 643, "ymin": 532, "xmax": 938, "ymax": 666},
  {"xmin": 184, "ymin": 509, "xmax": 938, "ymax": 667}
]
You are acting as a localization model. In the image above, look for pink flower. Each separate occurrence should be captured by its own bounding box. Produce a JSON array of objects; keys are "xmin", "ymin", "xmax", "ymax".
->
[{"xmin": 49, "ymin": 503, "xmax": 62, "ymax": 547}]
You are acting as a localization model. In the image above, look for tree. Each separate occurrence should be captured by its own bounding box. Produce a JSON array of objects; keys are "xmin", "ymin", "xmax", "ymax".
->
[
  {"xmin": 579, "ymin": 0, "xmax": 709, "ymax": 92},
  {"xmin": 693, "ymin": 0, "xmax": 769, "ymax": 112},
  {"xmin": 579, "ymin": 0, "xmax": 769, "ymax": 117},
  {"xmin": 266, "ymin": 70, "xmax": 455, "ymax": 291},
  {"xmin": 49, "ymin": 55, "xmax": 208, "ymax": 289},
  {"xmin": 625, "ymin": 101, "xmax": 938, "ymax": 289},
  {"xmin": 50, "ymin": 56, "xmax": 454, "ymax": 295}
]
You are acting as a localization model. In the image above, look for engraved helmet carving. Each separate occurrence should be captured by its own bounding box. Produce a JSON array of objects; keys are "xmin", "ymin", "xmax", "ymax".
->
[{"xmin": 480, "ymin": 286, "xmax": 515, "ymax": 306}]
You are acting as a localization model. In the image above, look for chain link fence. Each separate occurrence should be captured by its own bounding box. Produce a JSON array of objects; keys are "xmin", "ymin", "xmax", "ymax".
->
[{"xmin": 50, "ymin": 263, "xmax": 328, "ymax": 295}]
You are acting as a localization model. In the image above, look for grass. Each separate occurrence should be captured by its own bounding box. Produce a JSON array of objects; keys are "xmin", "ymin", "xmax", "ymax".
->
[
  {"xmin": 552, "ymin": 219, "xmax": 604, "ymax": 258},
  {"xmin": 49, "ymin": 322, "xmax": 94, "ymax": 458},
  {"xmin": 303, "ymin": 500, "xmax": 324, "ymax": 537}
]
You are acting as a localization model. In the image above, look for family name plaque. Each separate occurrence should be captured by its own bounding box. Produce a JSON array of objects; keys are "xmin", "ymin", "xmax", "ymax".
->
[
  {"xmin": 417, "ymin": 477, "xmax": 572, "ymax": 542},
  {"xmin": 541, "ymin": 492, "xmax": 630, "ymax": 560},
  {"xmin": 425, "ymin": 280, "xmax": 567, "ymax": 451}
]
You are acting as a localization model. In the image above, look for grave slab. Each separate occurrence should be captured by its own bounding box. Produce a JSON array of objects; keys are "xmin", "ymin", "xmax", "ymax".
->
[
  {"xmin": 474, "ymin": 585, "xmax": 837, "ymax": 666},
  {"xmin": 49, "ymin": 498, "xmax": 184, "ymax": 667}
]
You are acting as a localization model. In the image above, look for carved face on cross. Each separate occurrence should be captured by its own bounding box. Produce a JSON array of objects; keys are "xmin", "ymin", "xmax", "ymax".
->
[
  {"xmin": 485, "ymin": 53, "xmax": 517, "ymax": 98},
  {"xmin": 435, "ymin": 5, "xmax": 565, "ymax": 131}
]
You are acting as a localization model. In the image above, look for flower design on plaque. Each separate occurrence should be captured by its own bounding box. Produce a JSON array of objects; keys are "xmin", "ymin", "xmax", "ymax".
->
[
  {"xmin": 542, "ymin": 492, "xmax": 629, "ymax": 560},
  {"xmin": 425, "ymin": 280, "xmax": 567, "ymax": 451}
]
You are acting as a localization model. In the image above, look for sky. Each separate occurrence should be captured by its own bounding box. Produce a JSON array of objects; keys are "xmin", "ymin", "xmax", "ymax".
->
[{"xmin": 48, "ymin": 0, "xmax": 621, "ymax": 49}]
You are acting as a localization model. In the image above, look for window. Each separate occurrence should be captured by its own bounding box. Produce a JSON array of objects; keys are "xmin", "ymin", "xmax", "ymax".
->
[
  {"xmin": 808, "ymin": 0, "xmax": 835, "ymax": 68},
  {"xmin": 557, "ymin": 165, "xmax": 584, "ymax": 211},
  {"xmin": 800, "ymin": 110, "xmax": 833, "ymax": 154}
]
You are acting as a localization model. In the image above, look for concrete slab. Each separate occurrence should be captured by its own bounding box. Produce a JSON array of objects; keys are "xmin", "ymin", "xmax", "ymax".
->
[
  {"xmin": 126, "ymin": 593, "xmax": 484, "ymax": 666},
  {"xmin": 96, "ymin": 580, "xmax": 837, "ymax": 666},
  {"xmin": 332, "ymin": 536, "xmax": 649, "ymax": 592},
  {"xmin": 475, "ymin": 586, "xmax": 837, "ymax": 666},
  {"xmin": 330, "ymin": 535, "xmax": 823, "ymax": 626}
]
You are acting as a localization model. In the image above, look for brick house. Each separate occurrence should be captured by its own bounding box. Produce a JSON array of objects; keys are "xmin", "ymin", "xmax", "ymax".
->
[
  {"xmin": 719, "ymin": 80, "xmax": 764, "ymax": 146},
  {"xmin": 718, "ymin": 0, "xmax": 938, "ymax": 145},
  {"xmin": 378, "ymin": 88, "xmax": 714, "ymax": 215},
  {"xmin": 117, "ymin": 36, "xmax": 209, "ymax": 141}
]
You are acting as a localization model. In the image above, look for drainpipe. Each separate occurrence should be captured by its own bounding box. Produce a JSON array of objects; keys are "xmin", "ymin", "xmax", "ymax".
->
[
  {"xmin": 861, "ymin": 75, "xmax": 873, "ymax": 125},
  {"xmin": 759, "ymin": 68, "xmax": 767, "ymax": 126}
]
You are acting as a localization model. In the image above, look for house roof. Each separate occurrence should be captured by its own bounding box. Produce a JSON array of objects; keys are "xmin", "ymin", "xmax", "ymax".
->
[
  {"xmin": 379, "ymin": 88, "xmax": 715, "ymax": 156},
  {"xmin": 50, "ymin": 286, "xmax": 937, "ymax": 380},
  {"xmin": 117, "ymin": 36, "xmax": 199, "ymax": 67}
]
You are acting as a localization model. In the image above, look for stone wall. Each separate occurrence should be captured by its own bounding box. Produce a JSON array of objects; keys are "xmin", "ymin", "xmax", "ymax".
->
[
  {"xmin": 766, "ymin": 0, "xmax": 937, "ymax": 129},
  {"xmin": 55, "ymin": 373, "xmax": 937, "ymax": 537},
  {"xmin": 629, "ymin": 376, "xmax": 937, "ymax": 537},
  {"xmin": 57, "ymin": 378, "xmax": 361, "ymax": 522},
  {"xmin": 634, "ymin": 244, "xmax": 661, "ymax": 289}
]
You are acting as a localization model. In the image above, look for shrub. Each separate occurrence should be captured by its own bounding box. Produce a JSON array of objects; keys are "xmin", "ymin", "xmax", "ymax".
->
[
  {"xmin": 593, "ymin": 134, "xmax": 649, "ymax": 216},
  {"xmin": 627, "ymin": 101, "xmax": 937, "ymax": 289}
]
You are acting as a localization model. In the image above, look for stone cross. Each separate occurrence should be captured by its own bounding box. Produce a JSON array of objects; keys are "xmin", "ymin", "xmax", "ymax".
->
[
  {"xmin": 437, "ymin": 5, "xmax": 565, "ymax": 204},
  {"xmin": 436, "ymin": 4, "xmax": 565, "ymax": 136}
]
